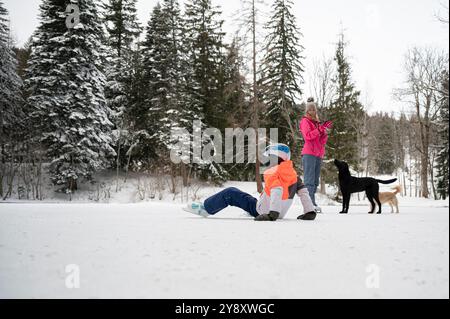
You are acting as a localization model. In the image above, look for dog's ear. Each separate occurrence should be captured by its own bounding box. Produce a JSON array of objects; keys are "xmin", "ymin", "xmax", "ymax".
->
[{"xmin": 334, "ymin": 159, "xmax": 343, "ymax": 167}]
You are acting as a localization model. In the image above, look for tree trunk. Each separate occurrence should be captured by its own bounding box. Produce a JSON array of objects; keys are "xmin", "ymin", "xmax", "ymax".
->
[
  {"xmin": 409, "ymin": 155, "xmax": 412, "ymax": 197},
  {"xmin": 116, "ymin": 126, "xmax": 122, "ymax": 192},
  {"xmin": 420, "ymin": 152, "xmax": 429, "ymax": 198},
  {"xmin": 429, "ymin": 154, "xmax": 438, "ymax": 200},
  {"xmin": 181, "ymin": 162, "xmax": 189, "ymax": 187},
  {"xmin": 320, "ymin": 178, "xmax": 326, "ymax": 194},
  {"xmin": 416, "ymin": 94, "xmax": 430, "ymax": 198},
  {"xmin": 69, "ymin": 178, "xmax": 77, "ymax": 192},
  {"xmin": 124, "ymin": 151, "xmax": 132, "ymax": 183},
  {"xmin": 415, "ymin": 161, "xmax": 418, "ymax": 198},
  {"xmin": 251, "ymin": 0, "xmax": 262, "ymax": 193},
  {"xmin": 402, "ymin": 172, "xmax": 406, "ymax": 197}
]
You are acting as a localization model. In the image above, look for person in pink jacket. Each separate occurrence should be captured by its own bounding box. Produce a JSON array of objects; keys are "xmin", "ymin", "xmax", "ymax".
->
[{"xmin": 299, "ymin": 98, "xmax": 332, "ymax": 212}]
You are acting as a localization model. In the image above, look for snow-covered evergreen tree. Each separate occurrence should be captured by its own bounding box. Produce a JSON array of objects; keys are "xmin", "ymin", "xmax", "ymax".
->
[
  {"xmin": 221, "ymin": 37, "xmax": 255, "ymax": 180},
  {"xmin": 13, "ymin": 38, "xmax": 32, "ymax": 81},
  {"xmin": 326, "ymin": 31, "xmax": 364, "ymax": 170},
  {"xmin": 133, "ymin": 1, "xmax": 226, "ymax": 182},
  {"xmin": 102, "ymin": 0, "xmax": 141, "ymax": 172},
  {"xmin": 183, "ymin": 0, "xmax": 230, "ymax": 182},
  {"xmin": 259, "ymin": 0, "xmax": 305, "ymax": 161},
  {"xmin": 130, "ymin": 2, "xmax": 167, "ymax": 161},
  {"xmin": 184, "ymin": 0, "xmax": 227, "ymax": 131},
  {"xmin": 0, "ymin": 0, "xmax": 24, "ymax": 145},
  {"xmin": 372, "ymin": 113, "xmax": 396, "ymax": 174},
  {"xmin": 102, "ymin": 0, "xmax": 141, "ymax": 123},
  {"xmin": 103, "ymin": 0, "xmax": 140, "ymax": 58},
  {"xmin": 436, "ymin": 70, "xmax": 449, "ymax": 199},
  {"xmin": 148, "ymin": 0, "xmax": 185, "ymax": 148},
  {"xmin": 25, "ymin": 0, "xmax": 115, "ymax": 193},
  {"xmin": 222, "ymin": 37, "xmax": 251, "ymax": 129}
]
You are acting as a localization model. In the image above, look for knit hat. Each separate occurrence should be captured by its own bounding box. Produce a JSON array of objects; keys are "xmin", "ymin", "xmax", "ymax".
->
[
  {"xmin": 263, "ymin": 143, "xmax": 291, "ymax": 161},
  {"xmin": 306, "ymin": 97, "xmax": 317, "ymax": 111}
]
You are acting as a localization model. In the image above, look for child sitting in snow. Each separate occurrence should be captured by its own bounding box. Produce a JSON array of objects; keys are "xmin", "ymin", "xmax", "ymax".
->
[{"xmin": 184, "ymin": 143, "xmax": 317, "ymax": 221}]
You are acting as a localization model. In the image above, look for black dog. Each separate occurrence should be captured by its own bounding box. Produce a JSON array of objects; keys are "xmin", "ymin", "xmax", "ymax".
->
[{"xmin": 334, "ymin": 159, "xmax": 397, "ymax": 214}]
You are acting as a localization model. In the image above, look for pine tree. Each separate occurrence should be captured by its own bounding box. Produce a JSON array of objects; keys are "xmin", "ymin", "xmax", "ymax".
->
[
  {"xmin": 436, "ymin": 70, "xmax": 449, "ymax": 199},
  {"xmin": 392, "ymin": 112, "xmax": 406, "ymax": 174},
  {"xmin": 162, "ymin": 0, "xmax": 204, "ymax": 146},
  {"xmin": 221, "ymin": 37, "xmax": 255, "ymax": 180},
  {"xmin": 103, "ymin": 0, "xmax": 140, "ymax": 57},
  {"xmin": 0, "ymin": 0, "xmax": 24, "ymax": 147},
  {"xmin": 373, "ymin": 113, "xmax": 396, "ymax": 175},
  {"xmin": 102, "ymin": 0, "xmax": 141, "ymax": 184},
  {"xmin": 129, "ymin": 3, "xmax": 162, "ymax": 145},
  {"xmin": 25, "ymin": 0, "xmax": 115, "ymax": 194},
  {"xmin": 13, "ymin": 38, "xmax": 32, "ymax": 81},
  {"xmin": 184, "ymin": 0, "xmax": 227, "ymax": 131},
  {"xmin": 129, "ymin": 1, "xmax": 212, "ymax": 182},
  {"xmin": 222, "ymin": 38, "xmax": 251, "ymax": 129},
  {"xmin": 181, "ymin": 0, "xmax": 229, "ymax": 182},
  {"xmin": 236, "ymin": 0, "xmax": 268, "ymax": 191},
  {"xmin": 102, "ymin": 0, "xmax": 141, "ymax": 122},
  {"xmin": 259, "ymin": 0, "xmax": 305, "ymax": 163},
  {"xmin": 326, "ymin": 31, "xmax": 364, "ymax": 171},
  {"xmin": 130, "ymin": 2, "xmax": 172, "ymax": 162},
  {"xmin": 150, "ymin": 0, "xmax": 185, "ymax": 149}
]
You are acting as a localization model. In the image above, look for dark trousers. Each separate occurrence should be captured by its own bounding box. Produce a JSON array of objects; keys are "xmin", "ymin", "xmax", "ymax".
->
[{"xmin": 204, "ymin": 187, "xmax": 259, "ymax": 217}]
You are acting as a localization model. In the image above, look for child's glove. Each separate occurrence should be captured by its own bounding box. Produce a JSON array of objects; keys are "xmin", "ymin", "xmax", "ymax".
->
[{"xmin": 254, "ymin": 211, "xmax": 279, "ymax": 221}]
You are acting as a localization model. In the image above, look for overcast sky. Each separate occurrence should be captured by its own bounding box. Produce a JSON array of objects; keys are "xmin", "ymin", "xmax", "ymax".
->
[{"xmin": 3, "ymin": 0, "xmax": 449, "ymax": 114}]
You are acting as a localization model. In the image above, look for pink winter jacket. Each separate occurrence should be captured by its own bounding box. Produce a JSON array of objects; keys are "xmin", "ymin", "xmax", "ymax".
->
[{"xmin": 299, "ymin": 116, "xmax": 328, "ymax": 159}]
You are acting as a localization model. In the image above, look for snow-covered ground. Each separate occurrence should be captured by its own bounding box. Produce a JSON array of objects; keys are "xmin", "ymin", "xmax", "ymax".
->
[{"xmin": 0, "ymin": 189, "xmax": 448, "ymax": 299}]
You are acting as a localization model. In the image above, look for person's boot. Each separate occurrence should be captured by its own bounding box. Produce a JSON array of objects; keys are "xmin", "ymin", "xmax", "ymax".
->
[
  {"xmin": 297, "ymin": 211, "xmax": 317, "ymax": 221},
  {"xmin": 183, "ymin": 202, "xmax": 210, "ymax": 217},
  {"xmin": 255, "ymin": 211, "xmax": 279, "ymax": 221}
]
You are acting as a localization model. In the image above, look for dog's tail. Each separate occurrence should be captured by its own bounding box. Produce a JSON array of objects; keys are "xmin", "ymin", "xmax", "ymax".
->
[
  {"xmin": 376, "ymin": 178, "xmax": 397, "ymax": 184},
  {"xmin": 392, "ymin": 185, "xmax": 402, "ymax": 195}
]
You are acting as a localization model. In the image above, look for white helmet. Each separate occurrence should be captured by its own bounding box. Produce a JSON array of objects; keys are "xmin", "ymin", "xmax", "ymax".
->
[{"xmin": 263, "ymin": 143, "xmax": 291, "ymax": 161}]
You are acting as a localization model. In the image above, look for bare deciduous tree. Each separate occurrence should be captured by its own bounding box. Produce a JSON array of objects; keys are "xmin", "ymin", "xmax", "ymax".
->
[
  {"xmin": 309, "ymin": 55, "xmax": 336, "ymax": 111},
  {"xmin": 308, "ymin": 55, "xmax": 336, "ymax": 193},
  {"xmin": 395, "ymin": 47, "xmax": 449, "ymax": 198}
]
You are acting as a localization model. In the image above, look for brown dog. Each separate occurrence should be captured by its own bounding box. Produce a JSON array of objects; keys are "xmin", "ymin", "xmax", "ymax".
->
[{"xmin": 377, "ymin": 185, "xmax": 402, "ymax": 213}]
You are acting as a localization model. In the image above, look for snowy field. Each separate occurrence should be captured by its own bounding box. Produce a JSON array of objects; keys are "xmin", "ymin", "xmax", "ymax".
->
[{"xmin": 0, "ymin": 191, "xmax": 448, "ymax": 299}]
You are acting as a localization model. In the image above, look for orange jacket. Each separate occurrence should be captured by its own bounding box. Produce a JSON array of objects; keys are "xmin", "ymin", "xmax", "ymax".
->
[{"xmin": 263, "ymin": 160, "xmax": 298, "ymax": 200}]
